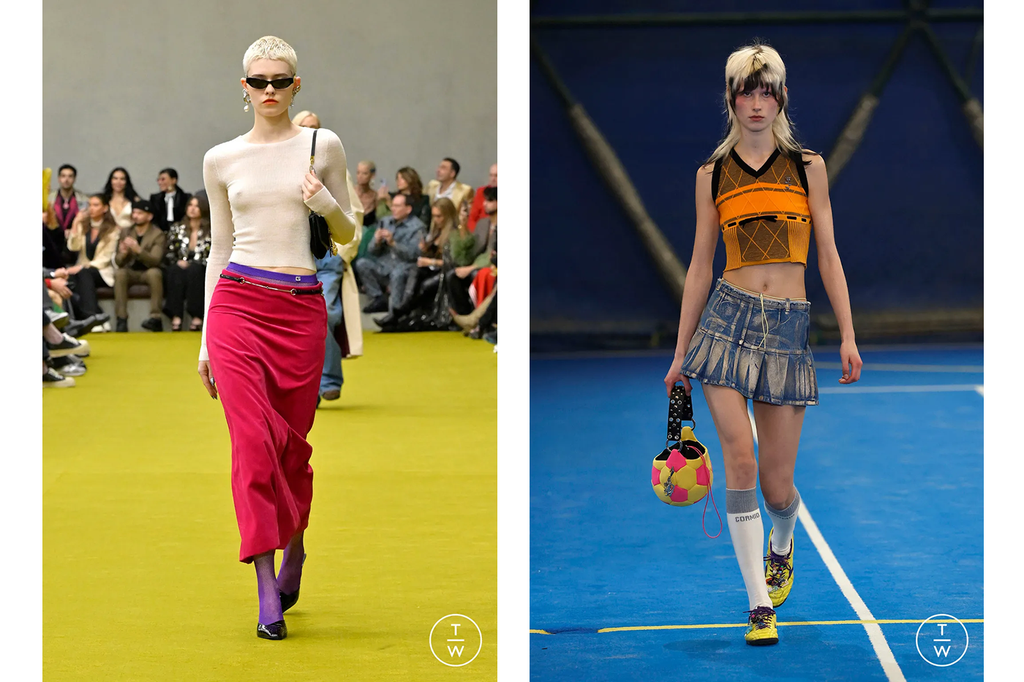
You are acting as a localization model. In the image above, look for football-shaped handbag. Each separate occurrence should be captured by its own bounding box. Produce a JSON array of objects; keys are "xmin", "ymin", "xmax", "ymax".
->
[{"xmin": 651, "ymin": 384, "xmax": 721, "ymax": 537}]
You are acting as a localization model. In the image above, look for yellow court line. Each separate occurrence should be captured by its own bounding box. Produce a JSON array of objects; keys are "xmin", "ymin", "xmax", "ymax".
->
[
  {"xmin": 531, "ymin": 630, "xmax": 553, "ymax": 635},
  {"xmin": 597, "ymin": 619, "xmax": 983, "ymax": 633}
]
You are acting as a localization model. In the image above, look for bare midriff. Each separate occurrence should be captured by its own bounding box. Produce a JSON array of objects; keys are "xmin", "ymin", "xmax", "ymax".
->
[
  {"xmin": 722, "ymin": 261, "xmax": 807, "ymax": 300},
  {"xmin": 255, "ymin": 265, "xmax": 317, "ymax": 276}
]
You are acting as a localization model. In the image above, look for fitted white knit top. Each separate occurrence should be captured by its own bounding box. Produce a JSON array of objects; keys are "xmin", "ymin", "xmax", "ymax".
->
[{"xmin": 199, "ymin": 126, "xmax": 357, "ymax": 361}]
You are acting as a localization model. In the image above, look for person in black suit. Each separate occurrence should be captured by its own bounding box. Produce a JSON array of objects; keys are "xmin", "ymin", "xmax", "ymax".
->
[{"xmin": 149, "ymin": 167, "xmax": 191, "ymax": 231}]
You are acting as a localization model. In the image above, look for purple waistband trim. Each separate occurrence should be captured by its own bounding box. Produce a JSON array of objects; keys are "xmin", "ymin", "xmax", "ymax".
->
[{"xmin": 225, "ymin": 262, "xmax": 319, "ymax": 285}]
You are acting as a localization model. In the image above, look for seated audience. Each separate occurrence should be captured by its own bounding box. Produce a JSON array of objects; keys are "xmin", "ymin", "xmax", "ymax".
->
[
  {"xmin": 103, "ymin": 167, "xmax": 142, "ymax": 229},
  {"xmin": 447, "ymin": 187, "xmax": 497, "ymax": 315},
  {"xmin": 114, "ymin": 199, "xmax": 167, "ymax": 332},
  {"xmin": 148, "ymin": 167, "xmax": 191, "ymax": 232},
  {"xmin": 355, "ymin": 160, "xmax": 380, "ymax": 228},
  {"xmin": 467, "ymin": 163, "xmax": 497, "ymax": 231},
  {"xmin": 379, "ymin": 197, "xmax": 463, "ymax": 332},
  {"xmin": 353, "ymin": 193, "xmax": 426, "ymax": 320},
  {"xmin": 66, "ymin": 195, "xmax": 119, "ymax": 325},
  {"xmin": 426, "ymin": 157, "xmax": 473, "ymax": 209},
  {"xmin": 163, "ymin": 195, "xmax": 211, "ymax": 331},
  {"xmin": 48, "ymin": 164, "xmax": 90, "ymax": 236},
  {"xmin": 376, "ymin": 166, "xmax": 431, "ymax": 227}
]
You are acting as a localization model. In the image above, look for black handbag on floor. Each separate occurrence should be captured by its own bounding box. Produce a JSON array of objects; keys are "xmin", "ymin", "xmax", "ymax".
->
[{"xmin": 308, "ymin": 129, "xmax": 336, "ymax": 259}]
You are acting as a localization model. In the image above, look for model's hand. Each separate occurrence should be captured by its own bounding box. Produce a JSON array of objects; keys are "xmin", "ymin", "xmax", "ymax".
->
[
  {"xmin": 198, "ymin": 360, "xmax": 218, "ymax": 399},
  {"xmin": 455, "ymin": 265, "xmax": 475, "ymax": 279},
  {"xmin": 417, "ymin": 257, "xmax": 434, "ymax": 267},
  {"xmin": 178, "ymin": 260, "xmax": 189, "ymax": 269},
  {"xmin": 53, "ymin": 268, "xmax": 68, "ymax": 279},
  {"xmin": 838, "ymin": 340, "xmax": 863, "ymax": 384},
  {"xmin": 302, "ymin": 168, "xmax": 325, "ymax": 202},
  {"xmin": 66, "ymin": 264, "xmax": 84, "ymax": 275},
  {"xmin": 664, "ymin": 356, "xmax": 691, "ymax": 398}
]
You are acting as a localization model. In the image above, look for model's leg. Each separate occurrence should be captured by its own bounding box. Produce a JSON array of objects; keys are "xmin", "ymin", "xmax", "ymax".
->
[
  {"xmin": 702, "ymin": 384, "xmax": 772, "ymax": 611},
  {"xmin": 751, "ymin": 401, "xmax": 805, "ymax": 607},
  {"xmin": 277, "ymin": 530, "xmax": 305, "ymax": 597},
  {"xmin": 253, "ymin": 550, "xmax": 283, "ymax": 624}
]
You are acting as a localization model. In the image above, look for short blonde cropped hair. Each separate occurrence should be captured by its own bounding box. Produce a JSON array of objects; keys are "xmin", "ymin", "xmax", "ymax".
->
[{"xmin": 242, "ymin": 36, "xmax": 298, "ymax": 76}]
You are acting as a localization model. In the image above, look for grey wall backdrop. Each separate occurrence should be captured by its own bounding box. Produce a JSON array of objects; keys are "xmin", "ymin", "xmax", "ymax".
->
[{"xmin": 44, "ymin": 0, "xmax": 496, "ymax": 198}]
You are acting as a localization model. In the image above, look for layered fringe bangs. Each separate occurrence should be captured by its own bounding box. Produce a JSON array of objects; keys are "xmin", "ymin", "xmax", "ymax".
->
[{"xmin": 707, "ymin": 42, "xmax": 804, "ymax": 164}]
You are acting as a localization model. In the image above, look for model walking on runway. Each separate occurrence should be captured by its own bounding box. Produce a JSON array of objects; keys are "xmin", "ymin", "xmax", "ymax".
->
[
  {"xmin": 664, "ymin": 42, "xmax": 862, "ymax": 645},
  {"xmin": 197, "ymin": 35, "xmax": 357, "ymax": 640}
]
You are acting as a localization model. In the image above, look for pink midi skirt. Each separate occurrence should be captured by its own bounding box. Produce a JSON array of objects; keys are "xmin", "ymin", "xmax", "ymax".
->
[{"xmin": 206, "ymin": 263, "xmax": 326, "ymax": 562}]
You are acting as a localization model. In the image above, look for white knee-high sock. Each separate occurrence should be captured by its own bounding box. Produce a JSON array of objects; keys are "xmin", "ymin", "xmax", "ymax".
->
[
  {"xmin": 765, "ymin": 487, "xmax": 801, "ymax": 556},
  {"xmin": 726, "ymin": 487, "xmax": 772, "ymax": 610}
]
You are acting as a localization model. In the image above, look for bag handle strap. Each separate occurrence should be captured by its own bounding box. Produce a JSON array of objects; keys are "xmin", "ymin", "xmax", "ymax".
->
[
  {"xmin": 666, "ymin": 384, "xmax": 695, "ymax": 444},
  {"xmin": 308, "ymin": 129, "xmax": 318, "ymax": 173}
]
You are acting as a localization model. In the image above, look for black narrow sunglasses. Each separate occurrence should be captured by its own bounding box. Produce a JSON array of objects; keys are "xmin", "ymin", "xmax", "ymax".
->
[{"xmin": 245, "ymin": 76, "xmax": 295, "ymax": 89}]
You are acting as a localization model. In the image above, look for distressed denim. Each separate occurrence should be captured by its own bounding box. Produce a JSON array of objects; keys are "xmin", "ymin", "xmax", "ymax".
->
[{"xmin": 681, "ymin": 279, "xmax": 818, "ymax": 406}]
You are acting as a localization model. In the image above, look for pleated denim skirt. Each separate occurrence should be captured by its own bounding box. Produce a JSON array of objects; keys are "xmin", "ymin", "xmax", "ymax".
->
[{"xmin": 680, "ymin": 278, "xmax": 818, "ymax": 406}]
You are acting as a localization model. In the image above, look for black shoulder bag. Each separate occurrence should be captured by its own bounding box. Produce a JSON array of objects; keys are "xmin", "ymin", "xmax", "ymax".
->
[{"xmin": 308, "ymin": 129, "xmax": 336, "ymax": 259}]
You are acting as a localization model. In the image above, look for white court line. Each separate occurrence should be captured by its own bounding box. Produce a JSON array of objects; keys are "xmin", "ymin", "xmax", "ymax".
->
[
  {"xmin": 975, "ymin": 385, "xmax": 984, "ymax": 396},
  {"xmin": 817, "ymin": 384, "xmax": 983, "ymax": 395},
  {"xmin": 747, "ymin": 408, "xmax": 906, "ymax": 682}
]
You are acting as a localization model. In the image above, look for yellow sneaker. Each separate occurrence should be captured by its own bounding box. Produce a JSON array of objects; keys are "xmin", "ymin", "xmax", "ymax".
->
[
  {"xmin": 765, "ymin": 528, "xmax": 794, "ymax": 608},
  {"xmin": 744, "ymin": 606, "xmax": 778, "ymax": 645}
]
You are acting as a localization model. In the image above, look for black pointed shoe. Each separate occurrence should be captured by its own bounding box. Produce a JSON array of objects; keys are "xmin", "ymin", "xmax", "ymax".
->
[
  {"xmin": 256, "ymin": 620, "xmax": 287, "ymax": 640},
  {"xmin": 279, "ymin": 552, "xmax": 307, "ymax": 613},
  {"xmin": 280, "ymin": 588, "xmax": 300, "ymax": 613}
]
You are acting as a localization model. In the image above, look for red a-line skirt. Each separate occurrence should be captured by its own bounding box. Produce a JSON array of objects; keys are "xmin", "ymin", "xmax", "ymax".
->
[{"xmin": 206, "ymin": 266, "xmax": 326, "ymax": 562}]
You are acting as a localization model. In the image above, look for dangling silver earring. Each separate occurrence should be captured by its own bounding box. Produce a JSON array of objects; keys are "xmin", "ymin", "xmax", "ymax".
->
[{"xmin": 242, "ymin": 91, "xmax": 251, "ymax": 113}]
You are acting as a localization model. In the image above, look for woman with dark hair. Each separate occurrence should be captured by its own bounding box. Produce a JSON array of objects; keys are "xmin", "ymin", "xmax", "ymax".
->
[
  {"xmin": 66, "ymin": 194, "xmax": 119, "ymax": 322},
  {"xmin": 163, "ymin": 195, "xmax": 212, "ymax": 331},
  {"xmin": 199, "ymin": 35, "xmax": 357, "ymax": 640},
  {"xmin": 664, "ymin": 42, "xmax": 862, "ymax": 646},
  {"xmin": 102, "ymin": 167, "xmax": 141, "ymax": 229},
  {"xmin": 377, "ymin": 166, "xmax": 431, "ymax": 226}
]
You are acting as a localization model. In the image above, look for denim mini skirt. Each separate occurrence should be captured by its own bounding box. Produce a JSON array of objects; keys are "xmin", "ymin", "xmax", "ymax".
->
[{"xmin": 680, "ymin": 279, "xmax": 818, "ymax": 406}]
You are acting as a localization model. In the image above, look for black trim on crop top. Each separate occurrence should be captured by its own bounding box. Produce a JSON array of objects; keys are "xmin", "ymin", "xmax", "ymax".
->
[{"xmin": 730, "ymin": 148, "xmax": 780, "ymax": 178}]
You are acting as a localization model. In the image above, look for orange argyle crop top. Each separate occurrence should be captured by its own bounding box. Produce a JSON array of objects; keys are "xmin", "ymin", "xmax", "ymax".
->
[{"xmin": 712, "ymin": 148, "xmax": 812, "ymax": 271}]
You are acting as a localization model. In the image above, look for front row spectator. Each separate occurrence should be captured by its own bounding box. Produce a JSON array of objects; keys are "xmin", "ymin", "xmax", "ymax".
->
[
  {"xmin": 163, "ymin": 195, "xmax": 211, "ymax": 331},
  {"xmin": 114, "ymin": 199, "xmax": 167, "ymax": 332},
  {"xmin": 66, "ymin": 194, "xmax": 118, "ymax": 328},
  {"xmin": 354, "ymin": 193, "xmax": 426, "ymax": 320}
]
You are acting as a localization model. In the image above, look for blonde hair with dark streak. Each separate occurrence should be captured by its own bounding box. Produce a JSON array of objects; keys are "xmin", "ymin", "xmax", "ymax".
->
[{"xmin": 707, "ymin": 42, "xmax": 803, "ymax": 164}]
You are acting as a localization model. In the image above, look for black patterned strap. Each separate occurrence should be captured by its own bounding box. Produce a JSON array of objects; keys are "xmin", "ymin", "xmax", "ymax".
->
[
  {"xmin": 308, "ymin": 129, "xmax": 318, "ymax": 172},
  {"xmin": 667, "ymin": 384, "xmax": 695, "ymax": 443}
]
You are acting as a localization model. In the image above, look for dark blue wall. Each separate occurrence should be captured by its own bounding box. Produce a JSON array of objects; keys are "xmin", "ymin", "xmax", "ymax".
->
[{"xmin": 530, "ymin": 4, "xmax": 983, "ymax": 337}]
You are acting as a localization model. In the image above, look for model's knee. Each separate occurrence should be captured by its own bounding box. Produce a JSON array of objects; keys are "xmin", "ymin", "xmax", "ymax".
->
[
  {"xmin": 723, "ymin": 452, "xmax": 757, "ymax": 484},
  {"xmin": 759, "ymin": 474, "xmax": 795, "ymax": 510}
]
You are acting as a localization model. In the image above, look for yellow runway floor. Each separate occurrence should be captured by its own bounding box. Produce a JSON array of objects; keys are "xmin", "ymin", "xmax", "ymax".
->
[{"xmin": 44, "ymin": 331, "xmax": 496, "ymax": 680}]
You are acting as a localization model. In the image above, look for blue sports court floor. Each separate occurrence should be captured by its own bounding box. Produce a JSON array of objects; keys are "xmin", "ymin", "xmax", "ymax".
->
[{"xmin": 530, "ymin": 345, "xmax": 983, "ymax": 681}]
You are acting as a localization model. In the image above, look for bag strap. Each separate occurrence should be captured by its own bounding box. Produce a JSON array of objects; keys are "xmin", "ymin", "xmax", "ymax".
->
[
  {"xmin": 666, "ymin": 384, "xmax": 695, "ymax": 444},
  {"xmin": 308, "ymin": 129, "xmax": 318, "ymax": 173}
]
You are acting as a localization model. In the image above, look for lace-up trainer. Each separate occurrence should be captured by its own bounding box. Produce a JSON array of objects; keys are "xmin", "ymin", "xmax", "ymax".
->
[
  {"xmin": 744, "ymin": 605, "xmax": 778, "ymax": 645},
  {"xmin": 764, "ymin": 528, "xmax": 794, "ymax": 607}
]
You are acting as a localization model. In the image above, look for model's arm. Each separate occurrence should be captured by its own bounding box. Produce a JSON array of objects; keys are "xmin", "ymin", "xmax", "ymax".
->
[
  {"xmin": 804, "ymin": 152, "xmax": 862, "ymax": 384},
  {"xmin": 199, "ymin": 149, "xmax": 234, "ymax": 363},
  {"xmin": 337, "ymin": 169, "xmax": 364, "ymax": 264},
  {"xmin": 304, "ymin": 130, "xmax": 357, "ymax": 247},
  {"xmin": 664, "ymin": 164, "xmax": 721, "ymax": 396}
]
